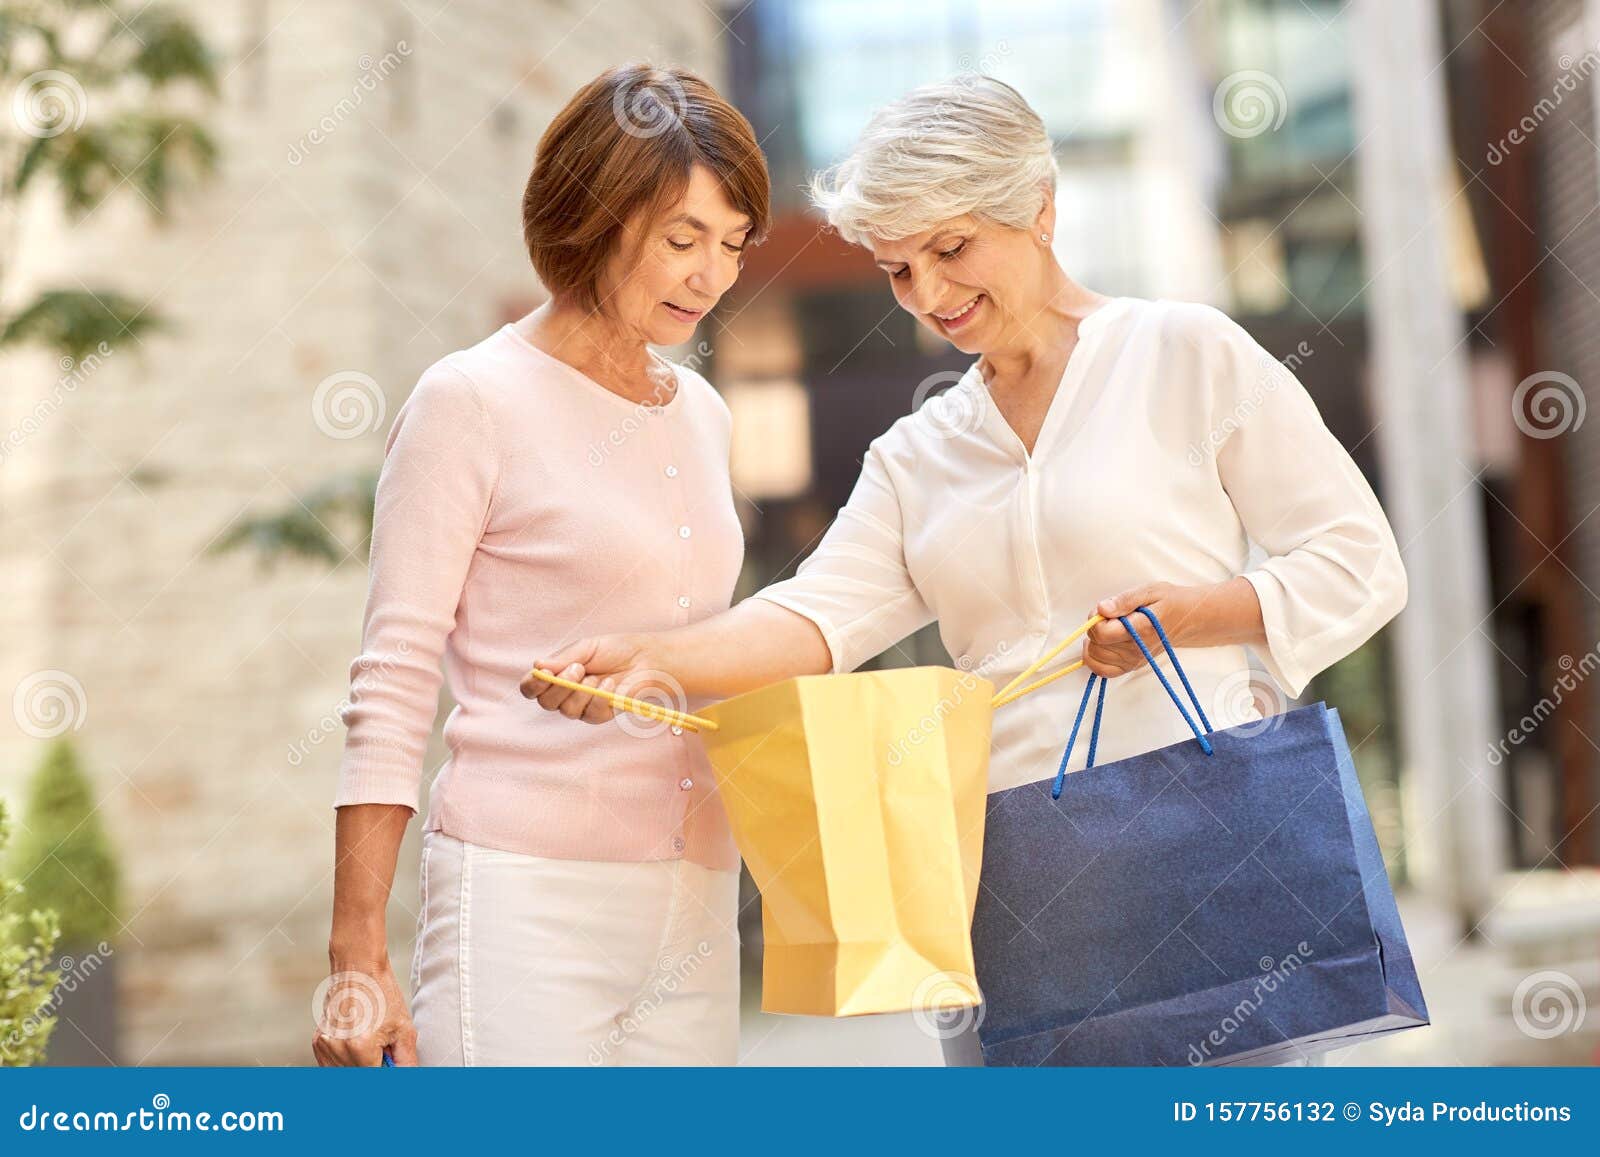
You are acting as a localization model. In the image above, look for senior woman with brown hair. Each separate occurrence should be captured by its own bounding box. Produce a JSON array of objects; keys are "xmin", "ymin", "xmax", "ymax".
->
[
  {"xmin": 526, "ymin": 75, "xmax": 1407, "ymax": 1066},
  {"xmin": 314, "ymin": 64, "xmax": 769, "ymax": 1067}
]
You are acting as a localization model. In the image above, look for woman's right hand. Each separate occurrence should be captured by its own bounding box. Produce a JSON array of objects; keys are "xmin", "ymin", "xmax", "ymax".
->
[
  {"xmin": 520, "ymin": 632, "xmax": 676, "ymax": 724},
  {"xmin": 312, "ymin": 956, "xmax": 418, "ymax": 1067}
]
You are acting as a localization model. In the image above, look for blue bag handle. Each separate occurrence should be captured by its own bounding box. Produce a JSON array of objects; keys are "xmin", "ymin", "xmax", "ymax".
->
[{"xmin": 1050, "ymin": 606, "xmax": 1215, "ymax": 799}]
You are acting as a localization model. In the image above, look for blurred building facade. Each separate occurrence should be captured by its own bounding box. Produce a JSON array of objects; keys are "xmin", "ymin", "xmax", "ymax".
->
[{"xmin": 718, "ymin": 0, "xmax": 1600, "ymax": 878}]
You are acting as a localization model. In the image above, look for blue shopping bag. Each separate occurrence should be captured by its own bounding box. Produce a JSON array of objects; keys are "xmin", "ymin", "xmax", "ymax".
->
[{"xmin": 971, "ymin": 608, "xmax": 1429, "ymax": 1066}]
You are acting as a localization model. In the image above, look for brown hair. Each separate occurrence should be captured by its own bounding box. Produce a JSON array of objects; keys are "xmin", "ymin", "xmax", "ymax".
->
[{"xmin": 522, "ymin": 64, "xmax": 771, "ymax": 312}]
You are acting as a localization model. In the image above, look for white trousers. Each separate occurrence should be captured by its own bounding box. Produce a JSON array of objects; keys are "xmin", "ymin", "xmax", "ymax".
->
[{"xmin": 410, "ymin": 831, "xmax": 742, "ymax": 1066}]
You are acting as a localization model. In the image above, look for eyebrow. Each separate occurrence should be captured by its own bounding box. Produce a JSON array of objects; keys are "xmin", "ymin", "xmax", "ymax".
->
[{"xmin": 664, "ymin": 213, "xmax": 754, "ymax": 234}]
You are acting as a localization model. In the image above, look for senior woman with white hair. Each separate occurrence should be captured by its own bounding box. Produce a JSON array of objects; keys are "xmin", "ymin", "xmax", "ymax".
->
[{"xmin": 524, "ymin": 75, "xmax": 1407, "ymax": 1066}]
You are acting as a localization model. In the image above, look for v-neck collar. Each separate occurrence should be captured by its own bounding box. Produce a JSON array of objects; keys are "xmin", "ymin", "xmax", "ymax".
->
[{"xmin": 974, "ymin": 296, "xmax": 1129, "ymax": 463}]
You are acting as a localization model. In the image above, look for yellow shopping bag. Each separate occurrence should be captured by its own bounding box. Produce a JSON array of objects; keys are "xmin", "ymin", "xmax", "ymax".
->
[
  {"xmin": 525, "ymin": 616, "xmax": 1102, "ymax": 1017},
  {"xmin": 699, "ymin": 665, "xmax": 991, "ymax": 1016}
]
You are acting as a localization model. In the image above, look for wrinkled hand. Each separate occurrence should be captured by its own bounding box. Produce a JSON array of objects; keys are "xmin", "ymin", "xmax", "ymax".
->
[
  {"xmin": 519, "ymin": 633, "xmax": 673, "ymax": 725},
  {"xmin": 311, "ymin": 958, "xmax": 417, "ymax": 1067},
  {"xmin": 1083, "ymin": 581, "xmax": 1199, "ymax": 678}
]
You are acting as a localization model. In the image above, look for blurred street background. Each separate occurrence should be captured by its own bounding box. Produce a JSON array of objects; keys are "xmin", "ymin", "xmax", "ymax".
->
[{"xmin": 1, "ymin": 0, "xmax": 1598, "ymax": 1066}]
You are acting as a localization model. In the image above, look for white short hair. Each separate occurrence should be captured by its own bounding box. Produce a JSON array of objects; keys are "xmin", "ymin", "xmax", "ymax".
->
[{"xmin": 809, "ymin": 75, "xmax": 1059, "ymax": 246}]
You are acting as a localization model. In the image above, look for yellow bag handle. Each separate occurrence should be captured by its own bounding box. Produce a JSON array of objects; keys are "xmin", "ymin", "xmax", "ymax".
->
[
  {"xmin": 988, "ymin": 614, "xmax": 1104, "ymax": 710},
  {"xmin": 522, "ymin": 668, "xmax": 720, "ymax": 733}
]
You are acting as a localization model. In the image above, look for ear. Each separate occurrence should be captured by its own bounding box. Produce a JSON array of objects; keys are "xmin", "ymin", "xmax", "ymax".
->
[{"xmin": 1034, "ymin": 183, "xmax": 1056, "ymax": 245}]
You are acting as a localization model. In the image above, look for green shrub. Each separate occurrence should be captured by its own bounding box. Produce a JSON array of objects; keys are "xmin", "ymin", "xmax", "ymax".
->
[
  {"xmin": 0, "ymin": 801, "xmax": 61, "ymax": 1066},
  {"xmin": 5, "ymin": 740, "xmax": 121, "ymax": 948}
]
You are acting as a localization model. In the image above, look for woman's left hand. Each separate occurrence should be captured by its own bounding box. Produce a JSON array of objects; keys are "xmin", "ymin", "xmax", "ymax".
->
[{"xmin": 1084, "ymin": 579, "xmax": 1264, "ymax": 678}]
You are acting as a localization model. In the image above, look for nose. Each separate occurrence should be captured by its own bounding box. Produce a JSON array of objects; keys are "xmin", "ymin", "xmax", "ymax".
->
[
  {"xmin": 685, "ymin": 247, "xmax": 738, "ymax": 302},
  {"xmin": 903, "ymin": 266, "xmax": 946, "ymax": 316}
]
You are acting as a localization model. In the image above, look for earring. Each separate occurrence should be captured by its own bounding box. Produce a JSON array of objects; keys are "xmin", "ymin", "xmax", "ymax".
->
[{"xmin": 1040, "ymin": 232, "xmax": 1051, "ymax": 243}]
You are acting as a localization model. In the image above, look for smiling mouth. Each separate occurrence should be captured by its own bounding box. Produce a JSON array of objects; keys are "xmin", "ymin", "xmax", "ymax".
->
[
  {"xmin": 933, "ymin": 294, "xmax": 984, "ymax": 329},
  {"xmin": 664, "ymin": 301, "xmax": 706, "ymax": 321}
]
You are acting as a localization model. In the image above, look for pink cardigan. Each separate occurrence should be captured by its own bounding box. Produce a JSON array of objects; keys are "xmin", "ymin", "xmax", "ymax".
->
[{"xmin": 334, "ymin": 324, "xmax": 744, "ymax": 871}]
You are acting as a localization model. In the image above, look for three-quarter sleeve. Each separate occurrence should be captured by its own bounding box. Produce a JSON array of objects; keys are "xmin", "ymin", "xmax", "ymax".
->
[
  {"xmin": 748, "ymin": 435, "xmax": 934, "ymax": 674},
  {"xmin": 1198, "ymin": 308, "xmax": 1408, "ymax": 698},
  {"xmin": 333, "ymin": 360, "xmax": 500, "ymax": 811}
]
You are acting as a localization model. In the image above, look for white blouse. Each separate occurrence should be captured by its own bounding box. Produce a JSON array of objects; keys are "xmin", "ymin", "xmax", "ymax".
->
[{"xmin": 750, "ymin": 296, "xmax": 1408, "ymax": 794}]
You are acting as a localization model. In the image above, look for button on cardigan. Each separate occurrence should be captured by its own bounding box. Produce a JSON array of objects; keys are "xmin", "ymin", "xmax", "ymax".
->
[
  {"xmin": 751, "ymin": 297, "xmax": 1408, "ymax": 794},
  {"xmin": 334, "ymin": 324, "xmax": 745, "ymax": 870}
]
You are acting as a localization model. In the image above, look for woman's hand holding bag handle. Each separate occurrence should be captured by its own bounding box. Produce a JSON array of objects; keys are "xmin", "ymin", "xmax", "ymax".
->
[{"xmin": 1051, "ymin": 605, "xmax": 1216, "ymax": 799}]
